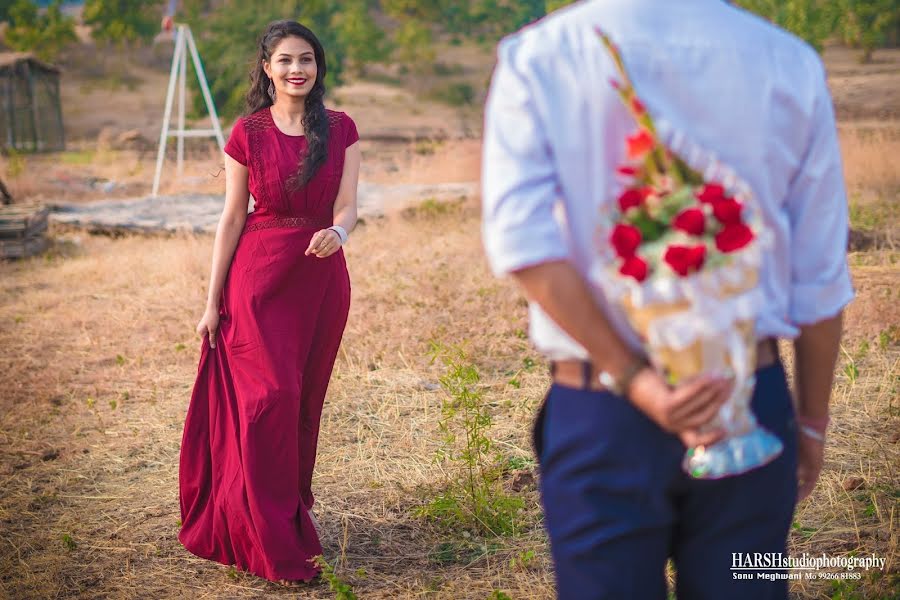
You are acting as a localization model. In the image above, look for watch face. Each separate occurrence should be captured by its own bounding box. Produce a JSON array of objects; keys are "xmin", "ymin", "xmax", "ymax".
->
[{"xmin": 598, "ymin": 371, "xmax": 616, "ymax": 390}]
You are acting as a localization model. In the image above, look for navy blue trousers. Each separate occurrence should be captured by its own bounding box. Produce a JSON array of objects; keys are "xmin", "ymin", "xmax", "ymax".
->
[{"xmin": 535, "ymin": 363, "xmax": 798, "ymax": 600}]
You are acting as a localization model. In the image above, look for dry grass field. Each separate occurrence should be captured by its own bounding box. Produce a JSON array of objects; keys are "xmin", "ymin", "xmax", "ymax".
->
[{"xmin": 0, "ymin": 43, "xmax": 899, "ymax": 600}]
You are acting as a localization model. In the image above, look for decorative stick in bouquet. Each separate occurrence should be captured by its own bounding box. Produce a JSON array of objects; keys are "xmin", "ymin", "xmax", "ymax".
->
[{"xmin": 593, "ymin": 28, "xmax": 783, "ymax": 479}]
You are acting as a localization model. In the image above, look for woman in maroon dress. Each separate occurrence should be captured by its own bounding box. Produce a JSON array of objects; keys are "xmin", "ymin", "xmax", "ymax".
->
[{"xmin": 178, "ymin": 20, "xmax": 359, "ymax": 584}]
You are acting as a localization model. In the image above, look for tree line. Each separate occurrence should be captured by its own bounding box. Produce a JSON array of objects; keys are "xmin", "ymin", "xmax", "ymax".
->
[
  {"xmin": 735, "ymin": 0, "xmax": 899, "ymax": 61},
  {"xmin": 0, "ymin": 0, "xmax": 898, "ymax": 119}
]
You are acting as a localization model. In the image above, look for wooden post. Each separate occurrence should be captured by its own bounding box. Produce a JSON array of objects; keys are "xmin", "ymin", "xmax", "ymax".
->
[
  {"xmin": 24, "ymin": 61, "xmax": 40, "ymax": 151},
  {"xmin": 4, "ymin": 70, "xmax": 15, "ymax": 150},
  {"xmin": 53, "ymin": 73, "xmax": 65, "ymax": 151}
]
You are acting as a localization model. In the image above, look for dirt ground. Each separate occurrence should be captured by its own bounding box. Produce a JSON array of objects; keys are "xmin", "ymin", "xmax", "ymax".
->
[
  {"xmin": 825, "ymin": 46, "xmax": 900, "ymax": 122},
  {"xmin": 0, "ymin": 36, "xmax": 899, "ymax": 600}
]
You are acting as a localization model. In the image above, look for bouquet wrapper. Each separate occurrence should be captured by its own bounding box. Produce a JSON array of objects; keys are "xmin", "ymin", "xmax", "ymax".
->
[{"xmin": 619, "ymin": 265, "xmax": 783, "ymax": 479}]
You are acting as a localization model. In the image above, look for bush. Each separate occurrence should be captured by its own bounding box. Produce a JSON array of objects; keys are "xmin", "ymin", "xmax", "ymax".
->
[
  {"xmin": 834, "ymin": 0, "xmax": 900, "ymax": 62},
  {"xmin": 428, "ymin": 82, "xmax": 475, "ymax": 106},
  {"xmin": 83, "ymin": 0, "xmax": 160, "ymax": 46},
  {"xmin": 735, "ymin": 0, "xmax": 835, "ymax": 51},
  {"xmin": 333, "ymin": 0, "xmax": 392, "ymax": 75},
  {"xmin": 3, "ymin": 0, "xmax": 77, "ymax": 61},
  {"xmin": 736, "ymin": 0, "xmax": 900, "ymax": 61}
]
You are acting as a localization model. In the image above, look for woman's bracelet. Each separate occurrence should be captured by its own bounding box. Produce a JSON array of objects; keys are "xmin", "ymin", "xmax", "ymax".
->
[
  {"xmin": 328, "ymin": 225, "xmax": 348, "ymax": 245},
  {"xmin": 799, "ymin": 424, "xmax": 826, "ymax": 442},
  {"xmin": 797, "ymin": 414, "xmax": 830, "ymax": 442}
]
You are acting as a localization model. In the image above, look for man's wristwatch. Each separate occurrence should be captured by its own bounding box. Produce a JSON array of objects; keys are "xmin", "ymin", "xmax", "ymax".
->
[{"xmin": 598, "ymin": 357, "xmax": 648, "ymax": 396}]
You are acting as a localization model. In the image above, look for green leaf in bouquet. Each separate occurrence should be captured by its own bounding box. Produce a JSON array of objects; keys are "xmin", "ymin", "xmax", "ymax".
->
[
  {"xmin": 672, "ymin": 156, "xmax": 704, "ymax": 186},
  {"xmin": 629, "ymin": 212, "xmax": 665, "ymax": 242},
  {"xmin": 651, "ymin": 186, "xmax": 696, "ymax": 224}
]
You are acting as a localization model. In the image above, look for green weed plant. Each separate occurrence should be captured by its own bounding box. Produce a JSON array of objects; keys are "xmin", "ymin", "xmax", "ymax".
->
[{"xmin": 418, "ymin": 343, "xmax": 524, "ymax": 537}]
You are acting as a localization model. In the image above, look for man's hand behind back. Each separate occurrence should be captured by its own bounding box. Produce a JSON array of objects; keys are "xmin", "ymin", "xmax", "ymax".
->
[{"xmin": 626, "ymin": 367, "xmax": 734, "ymax": 448}]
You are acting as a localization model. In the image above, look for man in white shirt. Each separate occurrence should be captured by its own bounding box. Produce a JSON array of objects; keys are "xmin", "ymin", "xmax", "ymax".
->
[{"xmin": 481, "ymin": 1, "xmax": 853, "ymax": 598}]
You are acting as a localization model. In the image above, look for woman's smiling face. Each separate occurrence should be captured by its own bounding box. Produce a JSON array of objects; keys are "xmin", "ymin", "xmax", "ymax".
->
[{"xmin": 264, "ymin": 36, "xmax": 317, "ymax": 100}]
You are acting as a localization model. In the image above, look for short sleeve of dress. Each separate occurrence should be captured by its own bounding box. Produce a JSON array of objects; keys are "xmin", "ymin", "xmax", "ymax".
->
[
  {"xmin": 224, "ymin": 118, "xmax": 248, "ymax": 166},
  {"xmin": 343, "ymin": 113, "xmax": 359, "ymax": 148}
]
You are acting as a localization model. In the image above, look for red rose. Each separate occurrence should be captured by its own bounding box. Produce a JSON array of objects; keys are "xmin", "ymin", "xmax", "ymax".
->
[
  {"xmin": 664, "ymin": 244, "xmax": 707, "ymax": 277},
  {"xmin": 696, "ymin": 183, "xmax": 726, "ymax": 204},
  {"xmin": 626, "ymin": 129, "xmax": 655, "ymax": 160},
  {"xmin": 616, "ymin": 165, "xmax": 638, "ymax": 177},
  {"xmin": 619, "ymin": 255, "xmax": 648, "ymax": 282},
  {"xmin": 715, "ymin": 223, "xmax": 755, "ymax": 253},
  {"xmin": 631, "ymin": 97, "xmax": 646, "ymax": 115},
  {"xmin": 712, "ymin": 197, "xmax": 743, "ymax": 225},
  {"xmin": 617, "ymin": 187, "xmax": 649, "ymax": 211},
  {"xmin": 672, "ymin": 207, "xmax": 706, "ymax": 236},
  {"xmin": 610, "ymin": 223, "xmax": 642, "ymax": 258}
]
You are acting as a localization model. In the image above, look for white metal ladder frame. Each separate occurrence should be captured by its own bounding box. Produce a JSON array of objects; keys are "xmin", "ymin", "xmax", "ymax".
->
[{"xmin": 152, "ymin": 24, "xmax": 226, "ymax": 197}]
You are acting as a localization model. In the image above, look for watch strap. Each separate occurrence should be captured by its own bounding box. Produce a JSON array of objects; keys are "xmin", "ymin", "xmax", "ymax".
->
[
  {"xmin": 601, "ymin": 356, "xmax": 648, "ymax": 396},
  {"xmin": 617, "ymin": 357, "xmax": 648, "ymax": 396}
]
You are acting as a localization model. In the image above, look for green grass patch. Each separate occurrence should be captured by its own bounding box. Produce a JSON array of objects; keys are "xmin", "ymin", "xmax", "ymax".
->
[
  {"xmin": 427, "ymin": 539, "xmax": 501, "ymax": 565},
  {"xmin": 403, "ymin": 197, "xmax": 467, "ymax": 220},
  {"xmin": 849, "ymin": 198, "xmax": 898, "ymax": 233},
  {"xmin": 60, "ymin": 150, "xmax": 96, "ymax": 165},
  {"xmin": 427, "ymin": 82, "xmax": 476, "ymax": 106}
]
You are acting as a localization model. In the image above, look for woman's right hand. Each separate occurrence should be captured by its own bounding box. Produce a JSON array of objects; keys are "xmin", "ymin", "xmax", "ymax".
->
[{"xmin": 196, "ymin": 308, "xmax": 220, "ymax": 349}]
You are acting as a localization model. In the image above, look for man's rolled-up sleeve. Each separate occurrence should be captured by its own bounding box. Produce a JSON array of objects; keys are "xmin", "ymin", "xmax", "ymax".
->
[
  {"xmin": 786, "ymin": 66, "xmax": 854, "ymax": 325},
  {"xmin": 481, "ymin": 37, "xmax": 569, "ymax": 277}
]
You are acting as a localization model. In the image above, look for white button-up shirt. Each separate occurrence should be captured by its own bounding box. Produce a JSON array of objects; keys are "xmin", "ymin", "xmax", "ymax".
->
[{"xmin": 482, "ymin": 0, "xmax": 854, "ymax": 360}]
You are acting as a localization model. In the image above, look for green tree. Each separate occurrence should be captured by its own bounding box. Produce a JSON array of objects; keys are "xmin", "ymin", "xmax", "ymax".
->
[
  {"xmin": 381, "ymin": 0, "xmax": 546, "ymax": 37},
  {"xmin": 545, "ymin": 0, "xmax": 575, "ymax": 13},
  {"xmin": 187, "ymin": 0, "xmax": 347, "ymax": 120},
  {"xmin": 360, "ymin": 0, "xmax": 551, "ymax": 72},
  {"xmin": 3, "ymin": 0, "xmax": 77, "ymax": 61},
  {"xmin": 381, "ymin": 0, "xmax": 437, "ymax": 69},
  {"xmin": 834, "ymin": 0, "xmax": 900, "ymax": 62},
  {"xmin": 736, "ymin": 0, "xmax": 834, "ymax": 51},
  {"xmin": 468, "ymin": 0, "xmax": 545, "ymax": 36},
  {"xmin": 178, "ymin": 0, "xmax": 211, "ymax": 23},
  {"xmin": 83, "ymin": 0, "xmax": 162, "ymax": 46},
  {"xmin": 392, "ymin": 17, "xmax": 435, "ymax": 70},
  {"xmin": 380, "ymin": 0, "xmax": 441, "ymax": 20},
  {"xmin": 332, "ymin": 0, "xmax": 391, "ymax": 75}
]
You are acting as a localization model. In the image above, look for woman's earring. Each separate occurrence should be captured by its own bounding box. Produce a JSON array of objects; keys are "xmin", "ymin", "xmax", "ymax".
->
[{"xmin": 267, "ymin": 80, "xmax": 276, "ymax": 103}]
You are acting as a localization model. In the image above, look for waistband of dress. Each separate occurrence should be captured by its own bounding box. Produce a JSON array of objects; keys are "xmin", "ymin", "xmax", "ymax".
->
[{"xmin": 243, "ymin": 215, "xmax": 332, "ymax": 233}]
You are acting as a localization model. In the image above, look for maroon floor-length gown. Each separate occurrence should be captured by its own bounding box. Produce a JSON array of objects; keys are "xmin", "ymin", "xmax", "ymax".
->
[{"xmin": 178, "ymin": 107, "xmax": 357, "ymax": 582}]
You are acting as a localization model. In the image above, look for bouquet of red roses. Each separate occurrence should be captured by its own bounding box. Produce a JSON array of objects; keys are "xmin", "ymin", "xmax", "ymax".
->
[{"xmin": 592, "ymin": 29, "xmax": 782, "ymax": 479}]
